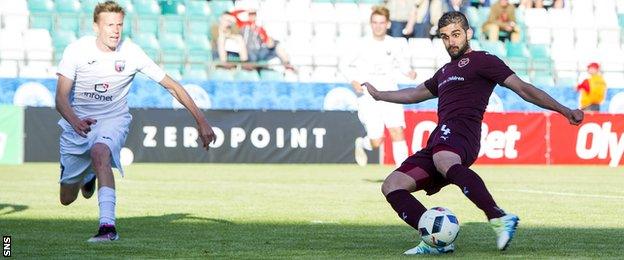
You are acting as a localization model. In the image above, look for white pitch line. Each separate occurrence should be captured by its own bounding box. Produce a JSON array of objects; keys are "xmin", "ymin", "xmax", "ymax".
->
[{"xmin": 495, "ymin": 189, "xmax": 624, "ymax": 200}]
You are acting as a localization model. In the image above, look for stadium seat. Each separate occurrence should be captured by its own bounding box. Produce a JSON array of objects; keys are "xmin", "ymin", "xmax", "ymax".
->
[
  {"xmin": 81, "ymin": 0, "xmax": 99, "ymax": 13},
  {"xmin": 259, "ymin": 69, "xmax": 284, "ymax": 81},
  {"xmin": 209, "ymin": 68, "xmax": 235, "ymax": 81},
  {"xmin": 23, "ymin": 29, "xmax": 53, "ymax": 66},
  {"xmin": 1, "ymin": 0, "xmax": 29, "ymax": 31},
  {"xmin": 528, "ymin": 44, "xmax": 551, "ymax": 59},
  {"xmin": 183, "ymin": 67, "xmax": 208, "ymax": 80},
  {"xmin": 0, "ymin": 30, "xmax": 25, "ymax": 61},
  {"xmin": 185, "ymin": 34, "xmax": 212, "ymax": 65},
  {"xmin": 480, "ymin": 40, "xmax": 506, "ymax": 57},
  {"xmin": 185, "ymin": 0, "xmax": 211, "ymax": 17},
  {"xmin": 28, "ymin": 0, "xmax": 55, "ymax": 31},
  {"xmin": 0, "ymin": 61, "xmax": 19, "ymax": 78},
  {"xmin": 161, "ymin": 14, "xmax": 185, "ymax": 35},
  {"xmin": 159, "ymin": 33, "xmax": 186, "ymax": 71},
  {"xmin": 235, "ymin": 69, "xmax": 261, "ymax": 82},
  {"xmin": 52, "ymin": 30, "xmax": 78, "ymax": 62},
  {"xmin": 133, "ymin": 0, "xmax": 161, "ymax": 15},
  {"xmin": 55, "ymin": 0, "xmax": 82, "ymax": 34},
  {"xmin": 159, "ymin": 0, "xmax": 184, "ymax": 15},
  {"xmin": 253, "ymin": 95, "xmax": 277, "ymax": 110},
  {"xmin": 132, "ymin": 33, "xmax": 160, "ymax": 62},
  {"xmin": 208, "ymin": 0, "xmax": 234, "ymax": 16}
]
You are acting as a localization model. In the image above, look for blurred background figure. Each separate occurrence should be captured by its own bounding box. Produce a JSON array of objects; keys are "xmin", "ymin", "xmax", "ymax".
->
[
  {"xmin": 482, "ymin": 0, "xmax": 521, "ymax": 42},
  {"xmin": 211, "ymin": 12, "xmax": 248, "ymax": 67},
  {"xmin": 231, "ymin": 4, "xmax": 294, "ymax": 71},
  {"xmin": 342, "ymin": 6, "xmax": 416, "ymax": 166},
  {"xmin": 386, "ymin": 0, "xmax": 431, "ymax": 38},
  {"xmin": 576, "ymin": 62, "xmax": 607, "ymax": 112}
]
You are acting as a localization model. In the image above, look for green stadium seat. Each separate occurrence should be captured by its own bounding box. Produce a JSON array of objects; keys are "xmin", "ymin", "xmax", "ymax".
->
[
  {"xmin": 528, "ymin": 44, "xmax": 551, "ymax": 59},
  {"xmin": 506, "ymin": 42, "xmax": 529, "ymax": 58},
  {"xmin": 132, "ymin": 33, "xmax": 160, "ymax": 62},
  {"xmin": 185, "ymin": 16, "xmax": 212, "ymax": 38},
  {"xmin": 208, "ymin": 0, "xmax": 233, "ymax": 16},
  {"xmin": 135, "ymin": 16, "xmax": 160, "ymax": 35},
  {"xmin": 117, "ymin": 0, "xmax": 135, "ymax": 14},
  {"xmin": 162, "ymin": 14, "xmax": 185, "ymax": 35},
  {"xmin": 209, "ymin": 68, "xmax": 235, "ymax": 81},
  {"xmin": 183, "ymin": 67, "xmax": 208, "ymax": 80},
  {"xmin": 531, "ymin": 72, "xmax": 554, "ymax": 87},
  {"xmin": 56, "ymin": 0, "xmax": 81, "ymax": 13},
  {"xmin": 80, "ymin": 0, "xmax": 100, "ymax": 13},
  {"xmin": 56, "ymin": 13, "xmax": 81, "ymax": 34},
  {"xmin": 259, "ymin": 69, "xmax": 284, "ymax": 81},
  {"xmin": 159, "ymin": 0, "xmax": 183, "ymax": 15},
  {"xmin": 185, "ymin": 0, "xmax": 210, "ymax": 17},
  {"xmin": 53, "ymin": 30, "xmax": 78, "ymax": 63},
  {"xmin": 28, "ymin": 0, "xmax": 55, "ymax": 31},
  {"xmin": 506, "ymin": 57, "xmax": 529, "ymax": 75},
  {"xmin": 133, "ymin": 0, "xmax": 161, "ymax": 15},
  {"xmin": 235, "ymin": 69, "xmax": 260, "ymax": 82},
  {"xmin": 480, "ymin": 40, "xmax": 506, "ymax": 57},
  {"xmin": 159, "ymin": 33, "xmax": 186, "ymax": 70},
  {"xmin": 185, "ymin": 34, "xmax": 212, "ymax": 65}
]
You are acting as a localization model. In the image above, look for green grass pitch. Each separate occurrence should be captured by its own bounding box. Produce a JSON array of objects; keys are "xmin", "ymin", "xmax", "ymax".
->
[{"xmin": 1, "ymin": 163, "xmax": 623, "ymax": 258}]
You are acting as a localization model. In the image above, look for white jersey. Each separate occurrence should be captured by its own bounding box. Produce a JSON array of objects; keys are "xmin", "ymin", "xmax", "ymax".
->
[
  {"xmin": 57, "ymin": 36, "xmax": 166, "ymax": 120},
  {"xmin": 341, "ymin": 36, "xmax": 411, "ymax": 91}
]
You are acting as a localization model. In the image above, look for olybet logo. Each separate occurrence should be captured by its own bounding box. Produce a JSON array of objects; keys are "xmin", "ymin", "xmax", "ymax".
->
[
  {"xmin": 576, "ymin": 122, "xmax": 624, "ymax": 167},
  {"xmin": 410, "ymin": 121, "xmax": 521, "ymax": 160}
]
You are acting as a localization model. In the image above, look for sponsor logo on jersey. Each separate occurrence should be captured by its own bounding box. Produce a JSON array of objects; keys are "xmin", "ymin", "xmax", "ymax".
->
[
  {"xmin": 458, "ymin": 58, "xmax": 469, "ymax": 68},
  {"xmin": 94, "ymin": 83, "xmax": 109, "ymax": 93},
  {"xmin": 82, "ymin": 92, "xmax": 113, "ymax": 102},
  {"xmin": 88, "ymin": 60, "xmax": 96, "ymax": 65},
  {"xmin": 115, "ymin": 60, "xmax": 125, "ymax": 72}
]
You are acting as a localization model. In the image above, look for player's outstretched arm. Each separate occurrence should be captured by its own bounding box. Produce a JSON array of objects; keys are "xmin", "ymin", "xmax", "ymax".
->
[
  {"xmin": 503, "ymin": 74, "xmax": 584, "ymax": 125},
  {"xmin": 362, "ymin": 82, "xmax": 435, "ymax": 104},
  {"xmin": 159, "ymin": 75, "xmax": 216, "ymax": 149},
  {"xmin": 55, "ymin": 74, "xmax": 96, "ymax": 137}
]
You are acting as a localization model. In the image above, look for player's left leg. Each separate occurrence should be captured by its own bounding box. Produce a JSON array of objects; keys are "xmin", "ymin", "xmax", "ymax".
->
[
  {"xmin": 432, "ymin": 149, "xmax": 519, "ymax": 250},
  {"xmin": 383, "ymin": 101, "xmax": 408, "ymax": 167},
  {"xmin": 87, "ymin": 143, "xmax": 119, "ymax": 243},
  {"xmin": 387, "ymin": 127, "xmax": 408, "ymax": 167}
]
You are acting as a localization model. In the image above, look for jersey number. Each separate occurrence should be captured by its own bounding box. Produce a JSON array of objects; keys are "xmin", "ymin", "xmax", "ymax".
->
[{"xmin": 440, "ymin": 124, "xmax": 451, "ymax": 140}]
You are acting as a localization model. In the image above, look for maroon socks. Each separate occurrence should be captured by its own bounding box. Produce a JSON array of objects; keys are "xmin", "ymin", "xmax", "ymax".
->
[
  {"xmin": 385, "ymin": 189, "xmax": 427, "ymax": 229},
  {"xmin": 446, "ymin": 164, "xmax": 505, "ymax": 219}
]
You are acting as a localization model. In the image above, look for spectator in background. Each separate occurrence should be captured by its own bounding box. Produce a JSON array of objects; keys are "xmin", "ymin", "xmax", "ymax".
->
[
  {"xmin": 445, "ymin": 0, "xmax": 469, "ymax": 13},
  {"xmin": 386, "ymin": 0, "xmax": 431, "ymax": 38},
  {"xmin": 576, "ymin": 62, "xmax": 607, "ymax": 112},
  {"xmin": 518, "ymin": 0, "xmax": 564, "ymax": 9},
  {"xmin": 231, "ymin": 7, "xmax": 295, "ymax": 71},
  {"xmin": 469, "ymin": 0, "xmax": 490, "ymax": 8},
  {"xmin": 482, "ymin": 0, "xmax": 521, "ymax": 42},
  {"xmin": 211, "ymin": 12, "xmax": 248, "ymax": 66}
]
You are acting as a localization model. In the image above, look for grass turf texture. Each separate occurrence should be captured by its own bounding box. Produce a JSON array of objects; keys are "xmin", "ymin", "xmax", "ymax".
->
[{"xmin": 1, "ymin": 163, "xmax": 623, "ymax": 258}]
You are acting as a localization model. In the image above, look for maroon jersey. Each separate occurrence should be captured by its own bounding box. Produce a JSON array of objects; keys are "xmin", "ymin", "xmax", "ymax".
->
[{"xmin": 424, "ymin": 51, "xmax": 514, "ymax": 143}]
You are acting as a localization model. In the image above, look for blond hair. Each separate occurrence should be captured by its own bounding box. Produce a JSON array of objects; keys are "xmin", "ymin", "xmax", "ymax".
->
[
  {"xmin": 370, "ymin": 6, "xmax": 390, "ymax": 21},
  {"xmin": 93, "ymin": 1, "xmax": 125, "ymax": 23}
]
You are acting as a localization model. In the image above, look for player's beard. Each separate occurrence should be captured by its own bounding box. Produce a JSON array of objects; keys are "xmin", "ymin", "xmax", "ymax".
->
[{"xmin": 447, "ymin": 38, "xmax": 469, "ymax": 60}]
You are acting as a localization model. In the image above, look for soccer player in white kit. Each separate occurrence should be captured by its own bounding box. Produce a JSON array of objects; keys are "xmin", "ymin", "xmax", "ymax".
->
[
  {"xmin": 55, "ymin": 1, "xmax": 216, "ymax": 242},
  {"xmin": 342, "ymin": 6, "xmax": 416, "ymax": 166}
]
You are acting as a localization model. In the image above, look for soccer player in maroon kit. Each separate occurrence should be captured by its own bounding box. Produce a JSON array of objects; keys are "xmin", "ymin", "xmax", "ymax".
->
[{"xmin": 363, "ymin": 11, "xmax": 584, "ymax": 255}]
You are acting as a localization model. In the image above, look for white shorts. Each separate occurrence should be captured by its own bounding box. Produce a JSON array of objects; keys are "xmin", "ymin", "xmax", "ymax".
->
[
  {"xmin": 58, "ymin": 114, "xmax": 131, "ymax": 185},
  {"xmin": 357, "ymin": 94, "xmax": 405, "ymax": 139}
]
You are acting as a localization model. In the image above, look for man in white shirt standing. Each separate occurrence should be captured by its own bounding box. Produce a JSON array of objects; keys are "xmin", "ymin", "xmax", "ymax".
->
[
  {"xmin": 342, "ymin": 6, "xmax": 416, "ymax": 167},
  {"xmin": 55, "ymin": 1, "xmax": 216, "ymax": 242}
]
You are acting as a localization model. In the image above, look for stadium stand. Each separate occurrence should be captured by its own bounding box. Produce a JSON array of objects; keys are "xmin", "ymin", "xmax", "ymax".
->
[{"xmin": 0, "ymin": 0, "xmax": 623, "ymax": 111}]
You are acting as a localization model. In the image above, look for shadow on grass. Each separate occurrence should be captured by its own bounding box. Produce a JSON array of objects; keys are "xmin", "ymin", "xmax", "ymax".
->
[
  {"xmin": 0, "ymin": 203, "xmax": 28, "ymax": 216},
  {"xmin": 2, "ymin": 215, "xmax": 622, "ymax": 258}
]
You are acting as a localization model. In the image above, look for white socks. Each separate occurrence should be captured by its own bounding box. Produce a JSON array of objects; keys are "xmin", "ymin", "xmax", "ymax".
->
[
  {"xmin": 361, "ymin": 136, "xmax": 373, "ymax": 151},
  {"xmin": 392, "ymin": 140, "xmax": 408, "ymax": 166},
  {"xmin": 98, "ymin": 186, "xmax": 116, "ymax": 226}
]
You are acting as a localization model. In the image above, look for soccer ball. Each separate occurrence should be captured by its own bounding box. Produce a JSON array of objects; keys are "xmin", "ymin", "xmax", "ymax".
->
[{"xmin": 417, "ymin": 207, "xmax": 460, "ymax": 247}]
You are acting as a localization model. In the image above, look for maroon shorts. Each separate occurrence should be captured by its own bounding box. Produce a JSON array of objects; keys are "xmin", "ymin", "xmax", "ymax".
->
[{"xmin": 395, "ymin": 119, "xmax": 481, "ymax": 195}]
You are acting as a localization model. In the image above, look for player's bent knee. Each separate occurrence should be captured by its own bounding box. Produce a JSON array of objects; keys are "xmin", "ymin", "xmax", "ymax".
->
[{"xmin": 381, "ymin": 171, "xmax": 416, "ymax": 196}]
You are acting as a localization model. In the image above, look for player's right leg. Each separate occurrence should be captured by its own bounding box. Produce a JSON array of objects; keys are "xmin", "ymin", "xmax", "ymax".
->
[
  {"xmin": 87, "ymin": 143, "xmax": 119, "ymax": 243},
  {"xmin": 382, "ymin": 160, "xmax": 454, "ymax": 255}
]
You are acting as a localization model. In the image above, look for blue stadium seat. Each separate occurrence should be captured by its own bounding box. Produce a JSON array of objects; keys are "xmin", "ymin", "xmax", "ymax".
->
[
  {"xmin": 273, "ymin": 95, "xmax": 294, "ymax": 110},
  {"xmin": 159, "ymin": 0, "xmax": 183, "ymax": 15},
  {"xmin": 254, "ymin": 95, "xmax": 277, "ymax": 110}
]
